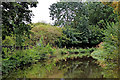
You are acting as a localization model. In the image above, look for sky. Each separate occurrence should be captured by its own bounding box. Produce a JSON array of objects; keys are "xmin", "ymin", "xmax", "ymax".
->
[{"xmin": 29, "ymin": 0, "xmax": 59, "ymax": 24}]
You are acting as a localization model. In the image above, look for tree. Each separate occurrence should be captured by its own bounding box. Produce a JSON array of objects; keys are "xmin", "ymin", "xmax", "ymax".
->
[
  {"xmin": 87, "ymin": 2, "xmax": 118, "ymax": 28},
  {"xmin": 49, "ymin": 2, "xmax": 87, "ymax": 27},
  {"xmin": 49, "ymin": 2, "xmax": 117, "ymax": 48},
  {"xmin": 2, "ymin": 2, "xmax": 38, "ymax": 46},
  {"xmin": 100, "ymin": 1, "xmax": 120, "ymax": 15},
  {"xmin": 49, "ymin": 2, "xmax": 117, "ymax": 27}
]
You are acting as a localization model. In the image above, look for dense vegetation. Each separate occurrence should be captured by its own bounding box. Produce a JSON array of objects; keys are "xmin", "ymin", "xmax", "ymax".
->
[
  {"xmin": 1, "ymin": 2, "xmax": 119, "ymax": 79},
  {"xmin": 2, "ymin": 2, "xmax": 38, "ymax": 45},
  {"xmin": 49, "ymin": 2, "xmax": 118, "ymax": 48}
]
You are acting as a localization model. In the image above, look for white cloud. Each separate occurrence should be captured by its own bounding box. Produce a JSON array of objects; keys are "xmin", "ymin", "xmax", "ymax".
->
[{"xmin": 30, "ymin": 0, "xmax": 59, "ymax": 24}]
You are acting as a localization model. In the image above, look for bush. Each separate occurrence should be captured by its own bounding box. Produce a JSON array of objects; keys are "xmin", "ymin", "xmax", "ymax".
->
[
  {"xmin": 57, "ymin": 26, "xmax": 81, "ymax": 48},
  {"xmin": 88, "ymin": 25, "xmax": 104, "ymax": 46},
  {"xmin": 2, "ymin": 37, "xmax": 55, "ymax": 75},
  {"xmin": 57, "ymin": 25, "xmax": 103, "ymax": 48},
  {"xmin": 2, "ymin": 36, "xmax": 16, "ymax": 46},
  {"xmin": 103, "ymin": 22, "xmax": 118, "ymax": 62},
  {"xmin": 28, "ymin": 22, "xmax": 62, "ymax": 47},
  {"xmin": 91, "ymin": 22, "xmax": 119, "ymax": 68}
]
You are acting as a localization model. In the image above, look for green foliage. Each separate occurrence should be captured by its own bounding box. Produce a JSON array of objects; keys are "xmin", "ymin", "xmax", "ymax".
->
[
  {"xmin": 2, "ymin": 36, "xmax": 16, "ymax": 46},
  {"xmin": 2, "ymin": 2, "xmax": 119, "ymax": 78},
  {"xmin": 29, "ymin": 22, "xmax": 62, "ymax": 46},
  {"xmin": 49, "ymin": 2, "xmax": 116, "ymax": 48},
  {"xmin": 2, "ymin": 2, "xmax": 38, "ymax": 46},
  {"xmin": 88, "ymin": 25, "xmax": 104, "ymax": 45},
  {"xmin": 58, "ymin": 24, "xmax": 103, "ymax": 48},
  {"xmin": 91, "ymin": 22, "xmax": 119, "ymax": 68},
  {"xmin": 49, "ymin": 2, "xmax": 117, "ymax": 27},
  {"xmin": 2, "ymin": 37, "xmax": 55, "ymax": 75},
  {"xmin": 87, "ymin": 2, "xmax": 118, "ymax": 28},
  {"xmin": 49, "ymin": 2, "xmax": 81, "ymax": 26},
  {"xmin": 54, "ymin": 48, "xmax": 95, "ymax": 62},
  {"xmin": 103, "ymin": 22, "xmax": 118, "ymax": 62},
  {"xmin": 57, "ymin": 26, "xmax": 82, "ymax": 48}
]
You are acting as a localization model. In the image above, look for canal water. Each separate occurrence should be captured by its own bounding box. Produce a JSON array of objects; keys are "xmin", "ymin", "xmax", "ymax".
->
[{"xmin": 3, "ymin": 57, "xmax": 118, "ymax": 78}]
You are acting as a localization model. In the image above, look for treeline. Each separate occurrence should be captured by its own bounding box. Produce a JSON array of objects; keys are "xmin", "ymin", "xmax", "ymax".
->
[{"xmin": 49, "ymin": 2, "xmax": 118, "ymax": 48}]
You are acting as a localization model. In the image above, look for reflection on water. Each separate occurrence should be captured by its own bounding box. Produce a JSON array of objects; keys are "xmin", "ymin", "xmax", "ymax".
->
[
  {"xmin": 3, "ymin": 57, "xmax": 118, "ymax": 78},
  {"xmin": 56, "ymin": 57, "xmax": 104, "ymax": 78},
  {"xmin": 65, "ymin": 61, "xmax": 103, "ymax": 78}
]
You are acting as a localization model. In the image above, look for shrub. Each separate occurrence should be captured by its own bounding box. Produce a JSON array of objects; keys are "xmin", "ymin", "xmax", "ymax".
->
[
  {"xmin": 103, "ymin": 22, "xmax": 118, "ymax": 62},
  {"xmin": 88, "ymin": 25, "xmax": 104, "ymax": 46},
  {"xmin": 91, "ymin": 22, "xmax": 119, "ymax": 68},
  {"xmin": 2, "ymin": 36, "xmax": 16, "ymax": 46},
  {"xmin": 57, "ymin": 25, "xmax": 104, "ymax": 48},
  {"xmin": 28, "ymin": 22, "xmax": 62, "ymax": 47},
  {"xmin": 2, "ymin": 37, "xmax": 55, "ymax": 75}
]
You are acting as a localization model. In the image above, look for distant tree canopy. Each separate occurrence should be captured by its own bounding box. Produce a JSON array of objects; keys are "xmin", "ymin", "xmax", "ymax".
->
[
  {"xmin": 49, "ymin": 2, "xmax": 117, "ymax": 27},
  {"xmin": 2, "ymin": 2, "xmax": 38, "ymax": 46},
  {"xmin": 49, "ymin": 2, "xmax": 118, "ymax": 48}
]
